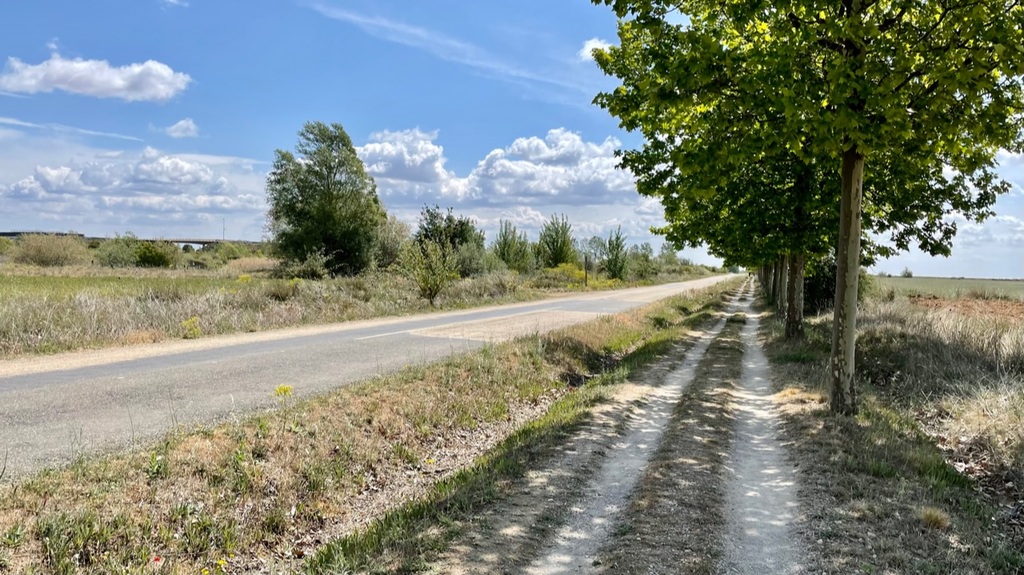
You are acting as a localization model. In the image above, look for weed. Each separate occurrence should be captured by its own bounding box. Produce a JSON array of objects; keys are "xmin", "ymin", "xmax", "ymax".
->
[
  {"xmin": 181, "ymin": 316, "xmax": 202, "ymax": 339},
  {"xmin": 1, "ymin": 523, "xmax": 24, "ymax": 549},
  {"xmin": 917, "ymin": 506, "xmax": 952, "ymax": 530}
]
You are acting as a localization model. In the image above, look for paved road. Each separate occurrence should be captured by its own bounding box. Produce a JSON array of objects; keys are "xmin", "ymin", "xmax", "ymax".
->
[{"xmin": 0, "ymin": 276, "xmax": 737, "ymax": 480}]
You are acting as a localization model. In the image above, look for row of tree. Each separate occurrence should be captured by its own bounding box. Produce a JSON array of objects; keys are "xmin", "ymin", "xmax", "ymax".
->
[
  {"xmin": 590, "ymin": 0, "xmax": 1023, "ymax": 413},
  {"xmin": 264, "ymin": 122, "xmax": 709, "ymax": 298}
]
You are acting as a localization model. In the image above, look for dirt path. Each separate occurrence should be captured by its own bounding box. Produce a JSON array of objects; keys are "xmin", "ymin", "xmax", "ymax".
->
[
  {"xmin": 521, "ymin": 303, "xmax": 734, "ymax": 574},
  {"xmin": 430, "ymin": 280, "xmax": 810, "ymax": 574},
  {"xmin": 720, "ymin": 288, "xmax": 806, "ymax": 574}
]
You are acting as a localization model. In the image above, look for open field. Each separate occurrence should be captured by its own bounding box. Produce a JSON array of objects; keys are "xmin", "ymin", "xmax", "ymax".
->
[
  {"xmin": 876, "ymin": 275, "xmax": 1024, "ymax": 299},
  {"xmin": 0, "ymin": 280, "xmax": 740, "ymax": 574},
  {"xmin": 0, "ymin": 261, "xmax": 718, "ymax": 358}
]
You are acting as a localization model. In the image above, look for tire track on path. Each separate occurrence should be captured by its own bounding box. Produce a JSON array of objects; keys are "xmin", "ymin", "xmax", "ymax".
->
[
  {"xmin": 521, "ymin": 282, "xmax": 750, "ymax": 575},
  {"xmin": 720, "ymin": 284, "xmax": 807, "ymax": 574}
]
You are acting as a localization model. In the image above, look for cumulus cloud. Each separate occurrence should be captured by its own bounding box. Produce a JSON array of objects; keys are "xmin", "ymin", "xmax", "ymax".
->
[
  {"xmin": 0, "ymin": 48, "xmax": 192, "ymax": 102},
  {"xmin": 355, "ymin": 127, "xmax": 659, "ymax": 244},
  {"xmin": 358, "ymin": 128, "xmax": 636, "ymax": 209},
  {"xmin": 0, "ymin": 146, "xmax": 265, "ymax": 237},
  {"xmin": 164, "ymin": 118, "xmax": 199, "ymax": 138},
  {"xmin": 577, "ymin": 38, "xmax": 612, "ymax": 62}
]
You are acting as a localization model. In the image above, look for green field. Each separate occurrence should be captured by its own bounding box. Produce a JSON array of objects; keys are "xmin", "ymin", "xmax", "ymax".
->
[{"xmin": 875, "ymin": 276, "xmax": 1024, "ymax": 299}]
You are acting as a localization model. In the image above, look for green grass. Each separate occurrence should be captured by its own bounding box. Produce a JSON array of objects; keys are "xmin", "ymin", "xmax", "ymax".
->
[{"xmin": 876, "ymin": 276, "xmax": 1024, "ymax": 299}]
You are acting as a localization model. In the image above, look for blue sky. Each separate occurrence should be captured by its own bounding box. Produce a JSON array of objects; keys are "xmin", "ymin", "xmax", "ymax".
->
[{"xmin": 0, "ymin": 1, "xmax": 1021, "ymax": 277}]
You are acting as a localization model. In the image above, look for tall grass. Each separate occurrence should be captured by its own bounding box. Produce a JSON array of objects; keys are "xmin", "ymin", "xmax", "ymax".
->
[
  {"xmin": 856, "ymin": 299, "xmax": 1024, "ymax": 509},
  {"xmin": 0, "ymin": 272, "xmax": 526, "ymax": 357}
]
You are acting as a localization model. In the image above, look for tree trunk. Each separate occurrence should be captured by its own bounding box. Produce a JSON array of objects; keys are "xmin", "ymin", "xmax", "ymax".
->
[
  {"xmin": 785, "ymin": 253, "xmax": 805, "ymax": 339},
  {"xmin": 778, "ymin": 254, "xmax": 789, "ymax": 317},
  {"xmin": 830, "ymin": 148, "xmax": 865, "ymax": 415}
]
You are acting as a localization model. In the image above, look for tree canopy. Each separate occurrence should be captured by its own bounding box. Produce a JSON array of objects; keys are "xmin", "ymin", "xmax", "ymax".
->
[
  {"xmin": 265, "ymin": 121, "xmax": 386, "ymax": 276},
  {"xmin": 593, "ymin": 0, "xmax": 1024, "ymax": 413}
]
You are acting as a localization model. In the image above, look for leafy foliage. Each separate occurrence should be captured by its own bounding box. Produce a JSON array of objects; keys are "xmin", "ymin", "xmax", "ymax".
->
[
  {"xmin": 537, "ymin": 214, "xmax": 578, "ymax": 269},
  {"xmin": 399, "ymin": 240, "xmax": 459, "ymax": 306},
  {"xmin": 95, "ymin": 234, "xmax": 141, "ymax": 268},
  {"xmin": 374, "ymin": 214, "xmax": 411, "ymax": 271},
  {"xmin": 11, "ymin": 234, "xmax": 90, "ymax": 267},
  {"xmin": 414, "ymin": 205, "xmax": 485, "ymax": 278},
  {"xmin": 492, "ymin": 220, "xmax": 535, "ymax": 274},
  {"xmin": 266, "ymin": 121, "xmax": 386, "ymax": 277},
  {"xmin": 134, "ymin": 242, "xmax": 179, "ymax": 268},
  {"xmin": 605, "ymin": 227, "xmax": 628, "ymax": 281}
]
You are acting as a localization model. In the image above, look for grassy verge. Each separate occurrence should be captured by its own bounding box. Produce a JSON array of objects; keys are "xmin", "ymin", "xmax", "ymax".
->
[
  {"xmin": 764, "ymin": 298, "xmax": 1024, "ymax": 574},
  {"xmin": 0, "ymin": 279, "xmax": 741, "ymax": 575},
  {"xmin": 0, "ymin": 262, "xmax": 719, "ymax": 358},
  {"xmin": 596, "ymin": 314, "xmax": 744, "ymax": 574}
]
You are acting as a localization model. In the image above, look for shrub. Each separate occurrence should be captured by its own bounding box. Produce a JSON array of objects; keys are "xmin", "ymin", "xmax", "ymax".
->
[
  {"xmin": 134, "ymin": 242, "xmax": 179, "ymax": 268},
  {"xmin": 274, "ymin": 250, "xmax": 330, "ymax": 280},
  {"xmin": 373, "ymin": 214, "xmax": 411, "ymax": 270},
  {"xmin": 901, "ymin": 267, "xmax": 914, "ymax": 278},
  {"xmin": 530, "ymin": 263, "xmax": 586, "ymax": 289},
  {"xmin": 627, "ymin": 242, "xmax": 658, "ymax": 280},
  {"xmin": 537, "ymin": 214, "xmax": 578, "ymax": 268},
  {"xmin": 804, "ymin": 255, "xmax": 874, "ymax": 314},
  {"xmin": 11, "ymin": 234, "xmax": 90, "ymax": 267},
  {"xmin": 492, "ymin": 220, "xmax": 535, "ymax": 274},
  {"xmin": 454, "ymin": 240, "xmax": 489, "ymax": 276},
  {"xmin": 605, "ymin": 227, "xmax": 628, "ymax": 281},
  {"xmin": 96, "ymin": 234, "xmax": 141, "ymax": 268},
  {"xmin": 0, "ymin": 237, "xmax": 14, "ymax": 256},
  {"xmin": 399, "ymin": 240, "xmax": 459, "ymax": 306}
]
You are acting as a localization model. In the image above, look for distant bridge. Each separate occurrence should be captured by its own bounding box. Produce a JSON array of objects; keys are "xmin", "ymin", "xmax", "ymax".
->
[{"xmin": 0, "ymin": 231, "xmax": 261, "ymax": 248}]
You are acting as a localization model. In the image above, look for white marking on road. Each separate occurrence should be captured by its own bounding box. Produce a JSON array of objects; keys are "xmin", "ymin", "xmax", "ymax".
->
[{"xmin": 355, "ymin": 329, "xmax": 411, "ymax": 340}]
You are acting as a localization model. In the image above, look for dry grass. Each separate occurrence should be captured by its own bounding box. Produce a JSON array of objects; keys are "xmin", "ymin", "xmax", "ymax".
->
[
  {"xmin": 764, "ymin": 300, "xmax": 1024, "ymax": 574},
  {"xmin": 856, "ymin": 299, "xmax": 1024, "ymax": 503},
  {"xmin": 0, "ymin": 262, "xmax": 722, "ymax": 358},
  {"xmin": 0, "ymin": 271, "xmax": 530, "ymax": 358},
  {"xmin": 0, "ymin": 280, "xmax": 739, "ymax": 575}
]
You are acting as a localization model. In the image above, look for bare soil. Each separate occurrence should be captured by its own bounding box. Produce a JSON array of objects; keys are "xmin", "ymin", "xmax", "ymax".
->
[{"xmin": 909, "ymin": 294, "xmax": 1024, "ymax": 320}]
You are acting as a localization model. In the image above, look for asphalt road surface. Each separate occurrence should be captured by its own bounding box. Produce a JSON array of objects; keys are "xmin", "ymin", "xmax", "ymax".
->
[{"xmin": 0, "ymin": 276, "xmax": 736, "ymax": 480}]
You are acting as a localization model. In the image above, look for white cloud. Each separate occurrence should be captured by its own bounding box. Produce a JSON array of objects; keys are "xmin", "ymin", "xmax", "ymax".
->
[
  {"xmin": 0, "ymin": 49, "xmax": 192, "ymax": 102},
  {"xmin": 308, "ymin": 4, "xmax": 579, "ymax": 92},
  {"xmin": 577, "ymin": 38, "xmax": 611, "ymax": 62},
  {"xmin": 356, "ymin": 128, "xmax": 658, "ymax": 245},
  {"xmin": 0, "ymin": 116, "xmax": 141, "ymax": 141},
  {"xmin": 0, "ymin": 145, "xmax": 266, "ymax": 238},
  {"xmin": 165, "ymin": 118, "xmax": 199, "ymax": 138}
]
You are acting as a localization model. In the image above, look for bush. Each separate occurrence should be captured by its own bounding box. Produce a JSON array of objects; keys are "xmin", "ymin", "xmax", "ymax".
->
[
  {"xmin": 605, "ymin": 227, "xmax": 628, "ymax": 281},
  {"xmin": 274, "ymin": 250, "xmax": 330, "ymax": 280},
  {"xmin": 11, "ymin": 234, "xmax": 90, "ymax": 267},
  {"xmin": 804, "ymin": 255, "xmax": 874, "ymax": 314},
  {"xmin": 901, "ymin": 267, "xmax": 914, "ymax": 278},
  {"xmin": 374, "ymin": 214, "xmax": 411, "ymax": 270},
  {"xmin": 537, "ymin": 214, "xmax": 578, "ymax": 268},
  {"xmin": 135, "ymin": 242, "xmax": 180, "ymax": 268},
  {"xmin": 0, "ymin": 237, "xmax": 14, "ymax": 256},
  {"xmin": 530, "ymin": 263, "xmax": 586, "ymax": 289},
  {"xmin": 399, "ymin": 240, "xmax": 459, "ymax": 306},
  {"xmin": 627, "ymin": 242, "xmax": 658, "ymax": 280},
  {"xmin": 492, "ymin": 220, "xmax": 535, "ymax": 274},
  {"xmin": 96, "ymin": 234, "xmax": 141, "ymax": 268}
]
